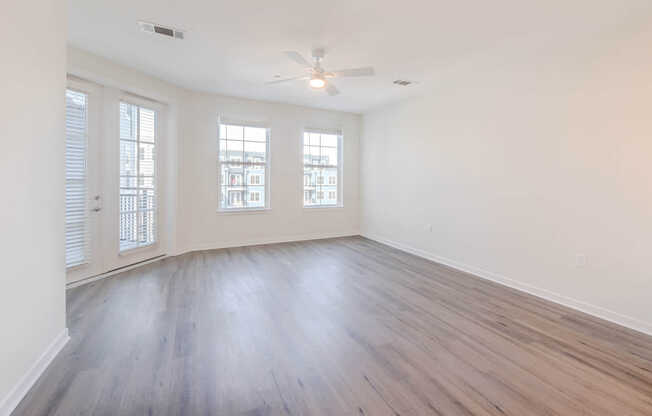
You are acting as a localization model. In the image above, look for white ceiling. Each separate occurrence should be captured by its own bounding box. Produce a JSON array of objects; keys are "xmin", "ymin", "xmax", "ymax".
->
[{"xmin": 69, "ymin": 0, "xmax": 652, "ymax": 113}]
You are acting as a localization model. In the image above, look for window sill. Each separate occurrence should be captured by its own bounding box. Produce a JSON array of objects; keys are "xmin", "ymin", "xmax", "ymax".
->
[
  {"xmin": 66, "ymin": 261, "xmax": 89, "ymax": 271},
  {"xmin": 303, "ymin": 205, "xmax": 344, "ymax": 211},
  {"xmin": 119, "ymin": 242, "xmax": 158, "ymax": 257},
  {"xmin": 216, "ymin": 207, "xmax": 272, "ymax": 215}
]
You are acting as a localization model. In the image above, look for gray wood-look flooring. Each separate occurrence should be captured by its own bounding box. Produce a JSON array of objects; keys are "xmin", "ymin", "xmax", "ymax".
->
[{"xmin": 12, "ymin": 237, "xmax": 652, "ymax": 415}]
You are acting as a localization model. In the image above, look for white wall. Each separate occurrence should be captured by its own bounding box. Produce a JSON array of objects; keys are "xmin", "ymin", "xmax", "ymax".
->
[
  {"xmin": 361, "ymin": 24, "xmax": 652, "ymax": 334},
  {"xmin": 0, "ymin": 0, "xmax": 67, "ymax": 411},
  {"xmin": 67, "ymin": 47, "xmax": 360, "ymax": 258},
  {"xmin": 178, "ymin": 93, "xmax": 360, "ymax": 252}
]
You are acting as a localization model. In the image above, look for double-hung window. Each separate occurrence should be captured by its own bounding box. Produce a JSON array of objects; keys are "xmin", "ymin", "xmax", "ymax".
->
[
  {"xmin": 119, "ymin": 101, "xmax": 157, "ymax": 251},
  {"xmin": 303, "ymin": 130, "xmax": 342, "ymax": 207},
  {"xmin": 218, "ymin": 122, "xmax": 270, "ymax": 210}
]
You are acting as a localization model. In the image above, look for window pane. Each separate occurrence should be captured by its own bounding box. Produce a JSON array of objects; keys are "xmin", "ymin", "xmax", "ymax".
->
[
  {"xmin": 323, "ymin": 168, "xmax": 337, "ymax": 185},
  {"xmin": 120, "ymin": 188, "xmax": 137, "ymax": 212},
  {"xmin": 244, "ymin": 126, "xmax": 266, "ymax": 142},
  {"xmin": 218, "ymin": 123, "xmax": 269, "ymax": 210},
  {"xmin": 321, "ymin": 146, "xmax": 338, "ymax": 166},
  {"xmin": 139, "ymin": 108, "xmax": 155, "ymax": 143},
  {"xmin": 119, "ymin": 211, "xmax": 138, "ymax": 250},
  {"xmin": 309, "ymin": 132, "xmax": 320, "ymax": 146},
  {"xmin": 245, "ymin": 140, "xmax": 266, "ymax": 163},
  {"xmin": 139, "ymin": 189, "xmax": 156, "ymax": 210},
  {"xmin": 120, "ymin": 140, "xmax": 137, "ymax": 176},
  {"xmin": 139, "ymin": 176, "xmax": 155, "ymax": 189},
  {"xmin": 139, "ymin": 210, "xmax": 156, "ymax": 245},
  {"xmin": 225, "ymin": 188, "xmax": 245, "ymax": 208},
  {"xmin": 120, "ymin": 102, "xmax": 157, "ymax": 251},
  {"xmin": 65, "ymin": 89, "xmax": 88, "ymax": 267},
  {"xmin": 225, "ymin": 140, "xmax": 243, "ymax": 162},
  {"xmin": 321, "ymin": 134, "xmax": 338, "ymax": 147},
  {"xmin": 303, "ymin": 166, "xmax": 321, "ymax": 207},
  {"xmin": 220, "ymin": 185, "xmax": 227, "ymax": 207},
  {"xmin": 226, "ymin": 124, "xmax": 243, "ymax": 140},
  {"xmin": 304, "ymin": 189, "xmax": 317, "ymax": 206},
  {"xmin": 302, "ymin": 131, "xmax": 341, "ymax": 207},
  {"xmin": 119, "ymin": 102, "xmax": 137, "ymax": 140},
  {"xmin": 246, "ymin": 165, "xmax": 265, "ymax": 186},
  {"xmin": 322, "ymin": 167, "xmax": 338, "ymax": 204},
  {"xmin": 246, "ymin": 187, "xmax": 264, "ymax": 208},
  {"xmin": 139, "ymin": 143, "xmax": 155, "ymax": 176},
  {"xmin": 219, "ymin": 139, "xmax": 227, "ymax": 161},
  {"xmin": 221, "ymin": 163, "xmax": 246, "ymax": 209},
  {"xmin": 223, "ymin": 164, "xmax": 244, "ymax": 186},
  {"xmin": 120, "ymin": 176, "xmax": 137, "ymax": 188},
  {"xmin": 305, "ymin": 146, "xmax": 321, "ymax": 165}
]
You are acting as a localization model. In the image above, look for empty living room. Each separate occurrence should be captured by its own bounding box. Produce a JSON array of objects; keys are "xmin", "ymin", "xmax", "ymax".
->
[{"xmin": 2, "ymin": 0, "xmax": 652, "ymax": 415}]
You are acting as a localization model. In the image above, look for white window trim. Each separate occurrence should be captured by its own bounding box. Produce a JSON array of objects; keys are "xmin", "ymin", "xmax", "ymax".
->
[
  {"xmin": 217, "ymin": 121, "xmax": 271, "ymax": 212},
  {"xmin": 302, "ymin": 128, "xmax": 343, "ymax": 209}
]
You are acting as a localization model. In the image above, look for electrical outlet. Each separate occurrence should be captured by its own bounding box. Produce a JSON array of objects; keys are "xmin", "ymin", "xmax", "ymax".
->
[{"xmin": 575, "ymin": 254, "xmax": 587, "ymax": 267}]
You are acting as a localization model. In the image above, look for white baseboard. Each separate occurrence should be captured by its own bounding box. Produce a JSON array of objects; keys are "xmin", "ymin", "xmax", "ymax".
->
[
  {"xmin": 67, "ymin": 231, "xmax": 359, "ymax": 289},
  {"xmin": 185, "ymin": 231, "xmax": 359, "ymax": 253},
  {"xmin": 67, "ymin": 254, "xmax": 168, "ymax": 289},
  {"xmin": 0, "ymin": 328, "xmax": 69, "ymax": 416},
  {"xmin": 362, "ymin": 232, "xmax": 652, "ymax": 337}
]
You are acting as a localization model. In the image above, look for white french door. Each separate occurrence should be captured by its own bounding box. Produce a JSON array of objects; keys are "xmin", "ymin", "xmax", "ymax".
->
[
  {"xmin": 65, "ymin": 78, "xmax": 166, "ymax": 284},
  {"xmin": 65, "ymin": 79, "xmax": 103, "ymax": 282}
]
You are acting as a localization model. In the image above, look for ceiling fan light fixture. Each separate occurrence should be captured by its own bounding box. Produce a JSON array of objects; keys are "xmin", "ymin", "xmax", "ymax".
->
[
  {"xmin": 309, "ymin": 76, "xmax": 326, "ymax": 89},
  {"xmin": 267, "ymin": 50, "xmax": 374, "ymax": 96}
]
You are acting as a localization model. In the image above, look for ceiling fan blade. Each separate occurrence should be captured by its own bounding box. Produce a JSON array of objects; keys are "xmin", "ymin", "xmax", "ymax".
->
[
  {"xmin": 265, "ymin": 75, "xmax": 308, "ymax": 85},
  {"xmin": 326, "ymin": 82, "xmax": 339, "ymax": 96},
  {"xmin": 330, "ymin": 67, "xmax": 375, "ymax": 77},
  {"xmin": 283, "ymin": 51, "xmax": 312, "ymax": 68}
]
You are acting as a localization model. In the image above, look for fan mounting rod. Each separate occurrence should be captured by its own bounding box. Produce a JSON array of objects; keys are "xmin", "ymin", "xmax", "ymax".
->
[{"xmin": 311, "ymin": 47, "xmax": 325, "ymax": 61}]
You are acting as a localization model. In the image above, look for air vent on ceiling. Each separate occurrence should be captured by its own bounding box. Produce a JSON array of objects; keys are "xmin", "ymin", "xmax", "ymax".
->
[
  {"xmin": 138, "ymin": 21, "xmax": 184, "ymax": 39},
  {"xmin": 393, "ymin": 80, "xmax": 414, "ymax": 86}
]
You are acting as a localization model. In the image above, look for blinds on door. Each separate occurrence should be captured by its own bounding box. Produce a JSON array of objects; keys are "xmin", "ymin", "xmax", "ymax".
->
[
  {"xmin": 119, "ymin": 102, "xmax": 157, "ymax": 251},
  {"xmin": 65, "ymin": 89, "xmax": 89, "ymax": 267}
]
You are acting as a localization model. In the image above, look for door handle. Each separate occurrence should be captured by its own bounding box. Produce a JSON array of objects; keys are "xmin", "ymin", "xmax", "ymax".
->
[{"xmin": 91, "ymin": 195, "xmax": 102, "ymax": 212}]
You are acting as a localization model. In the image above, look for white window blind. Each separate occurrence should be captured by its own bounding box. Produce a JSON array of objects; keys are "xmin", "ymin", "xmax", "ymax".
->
[
  {"xmin": 303, "ymin": 130, "xmax": 342, "ymax": 207},
  {"xmin": 218, "ymin": 123, "xmax": 270, "ymax": 210},
  {"xmin": 65, "ymin": 89, "xmax": 89, "ymax": 267},
  {"xmin": 119, "ymin": 102, "xmax": 157, "ymax": 251}
]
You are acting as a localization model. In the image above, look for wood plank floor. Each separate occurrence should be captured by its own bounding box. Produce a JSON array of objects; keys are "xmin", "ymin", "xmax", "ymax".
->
[{"xmin": 13, "ymin": 237, "xmax": 652, "ymax": 415}]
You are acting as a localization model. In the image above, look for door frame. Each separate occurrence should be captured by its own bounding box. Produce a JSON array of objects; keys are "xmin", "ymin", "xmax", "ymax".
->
[
  {"xmin": 66, "ymin": 80, "xmax": 169, "ymax": 284},
  {"xmin": 107, "ymin": 91, "xmax": 167, "ymax": 270}
]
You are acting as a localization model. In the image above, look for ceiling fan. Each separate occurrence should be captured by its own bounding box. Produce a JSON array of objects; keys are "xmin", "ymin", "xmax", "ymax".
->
[{"xmin": 266, "ymin": 48, "xmax": 374, "ymax": 96}]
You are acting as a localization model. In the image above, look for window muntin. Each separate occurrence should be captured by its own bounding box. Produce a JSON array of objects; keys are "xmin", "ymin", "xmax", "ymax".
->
[
  {"xmin": 218, "ymin": 123, "xmax": 269, "ymax": 210},
  {"xmin": 119, "ymin": 102, "xmax": 157, "ymax": 251},
  {"xmin": 65, "ymin": 89, "xmax": 89, "ymax": 267},
  {"xmin": 303, "ymin": 131, "xmax": 341, "ymax": 207}
]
